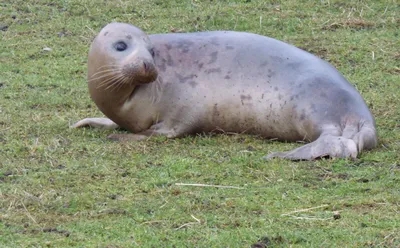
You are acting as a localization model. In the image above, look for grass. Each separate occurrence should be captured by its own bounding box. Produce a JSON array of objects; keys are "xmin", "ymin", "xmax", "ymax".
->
[{"xmin": 1, "ymin": 0, "xmax": 399, "ymax": 247}]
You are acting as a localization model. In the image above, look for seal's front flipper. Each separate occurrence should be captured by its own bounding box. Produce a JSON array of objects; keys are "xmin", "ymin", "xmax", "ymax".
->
[
  {"xmin": 264, "ymin": 135, "xmax": 358, "ymax": 161},
  {"xmin": 71, "ymin": 118, "xmax": 119, "ymax": 130},
  {"xmin": 107, "ymin": 122, "xmax": 189, "ymax": 141}
]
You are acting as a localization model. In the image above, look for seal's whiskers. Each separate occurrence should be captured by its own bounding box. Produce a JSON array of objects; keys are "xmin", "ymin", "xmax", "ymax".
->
[
  {"xmin": 90, "ymin": 67, "xmax": 121, "ymax": 78},
  {"xmin": 106, "ymin": 77, "xmax": 125, "ymax": 92},
  {"xmin": 96, "ymin": 74, "xmax": 124, "ymax": 89},
  {"xmin": 89, "ymin": 71, "xmax": 120, "ymax": 82},
  {"xmin": 150, "ymin": 77, "xmax": 163, "ymax": 104}
]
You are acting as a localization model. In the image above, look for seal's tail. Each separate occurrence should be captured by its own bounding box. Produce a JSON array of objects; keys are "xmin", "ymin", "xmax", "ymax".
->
[{"xmin": 265, "ymin": 119, "xmax": 377, "ymax": 161}]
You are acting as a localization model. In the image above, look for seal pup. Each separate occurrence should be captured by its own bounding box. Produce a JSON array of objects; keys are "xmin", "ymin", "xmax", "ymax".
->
[{"xmin": 72, "ymin": 22, "xmax": 377, "ymax": 160}]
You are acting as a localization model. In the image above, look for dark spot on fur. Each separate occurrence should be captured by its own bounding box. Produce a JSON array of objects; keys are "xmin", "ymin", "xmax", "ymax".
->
[
  {"xmin": 175, "ymin": 73, "xmax": 197, "ymax": 83},
  {"xmin": 290, "ymin": 96, "xmax": 294, "ymax": 101},
  {"xmin": 300, "ymin": 110, "xmax": 306, "ymax": 120},
  {"xmin": 260, "ymin": 61, "xmax": 269, "ymax": 67},
  {"xmin": 224, "ymin": 71, "xmax": 232, "ymax": 79},
  {"xmin": 320, "ymin": 92, "xmax": 328, "ymax": 98},
  {"xmin": 177, "ymin": 39, "xmax": 194, "ymax": 47},
  {"xmin": 274, "ymin": 87, "xmax": 279, "ymax": 91},
  {"xmin": 157, "ymin": 58, "xmax": 167, "ymax": 72},
  {"xmin": 182, "ymin": 43, "xmax": 193, "ymax": 54},
  {"xmin": 165, "ymin": 44, "xmax": 172, "ymax": 50},
  {"xmin": 189, "ymin": 81, "xmax": 198, "ymax": 88},
  {"xmin": 208, "ymin": 51, "xmax": 218, "ymax": 64},
  {"xmin": 198, "ymin": 63, "xmax": 204, "ymax": 69},
  {"xmin": 167, "ymin": 54, "xmax": 174, "ymax": 66},
  {"xmin": 240, "ymin": 94, "xmax": 252, "ymax": 105},
  {"xmin": 211, "ymin": 37, "xmax": 219, "ymax": 46},
  {"xmin": 240, "ymin": 95, "xmax": 252, "ymax": 101},
  {"xmin": 126, "ymin": 35, "xmax": 132, "ymax": 40},
  {"xmin": 262, "ymin": 94, "xmax": 264, "ymax": 99},
  {"xmin": 199, "ymin": 44, "xmax": 208, "ymax": 50},
  {"xmin": 225, "ymin": 45, "xmax": 234, "ymax": 50},
  {"xmin": 176, "ymin": 39, "xmax": 194, "ymax": 53},
  {"xmin": 104, "ymin": 32, "xmax": 109, "ymax": 36},
  {"xmin": 213, "ymin": 104, "xmax": 220, "ymax": 118},
  {"xmin": 205, "ymin": 68, "xmax": 221, "ymax": 74},
  {"xmin": 278, "ymin": 94, "xmax": 283, "ymax": 100}
]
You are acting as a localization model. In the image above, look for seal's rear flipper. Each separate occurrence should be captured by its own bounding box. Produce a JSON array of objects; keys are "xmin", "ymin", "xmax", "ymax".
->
[
  {"xmin": 264, "ymin": 135, "xmax": 358, "ymax": 161},
  {"xmin": 265, "ymin": 120, "xmax": 377, "ymax": 161},
  {"xmin": 350, "ymin": 125, "xmax": 377, "ymax": 154},
  {"xmin": 71, "ymin": 118, "xmax": 119, "ymax": 130}
]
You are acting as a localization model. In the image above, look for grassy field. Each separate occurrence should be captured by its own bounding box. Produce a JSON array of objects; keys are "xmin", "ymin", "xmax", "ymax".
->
[{"xmin": 1, "ymin": 0, "xmax": 399, "ymax": 247}]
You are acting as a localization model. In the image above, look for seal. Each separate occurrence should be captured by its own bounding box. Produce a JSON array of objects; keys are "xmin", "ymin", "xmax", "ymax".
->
[{"xmin": 72, "ymin": 22, "xmax": 377, "ymax": 160}]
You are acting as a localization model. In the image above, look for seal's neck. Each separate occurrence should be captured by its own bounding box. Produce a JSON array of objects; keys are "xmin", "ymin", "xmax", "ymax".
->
[{"xmin": 88, "ymin": 83, "xmax": 137, "ymax": 118}]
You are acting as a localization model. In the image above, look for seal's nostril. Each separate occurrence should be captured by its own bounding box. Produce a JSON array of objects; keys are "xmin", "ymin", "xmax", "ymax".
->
[{"xmin": 143, "ymin": 61, "xmax": 148, "ymax": 72}]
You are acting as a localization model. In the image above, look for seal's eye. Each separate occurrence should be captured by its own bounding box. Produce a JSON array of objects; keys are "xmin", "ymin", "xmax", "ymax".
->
[
  {"xmin": 149, "ymin": 48, "xmax": 155, "ymax": 57},
  {"xmin": 114, "ymin": 41, "xmax": 127, "ymax": 51}
]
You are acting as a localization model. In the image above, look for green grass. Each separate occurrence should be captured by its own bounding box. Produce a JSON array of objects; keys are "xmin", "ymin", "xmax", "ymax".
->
[{"xmin": 1, "ymin": 0, "xmax": 399, "ymax": 247}]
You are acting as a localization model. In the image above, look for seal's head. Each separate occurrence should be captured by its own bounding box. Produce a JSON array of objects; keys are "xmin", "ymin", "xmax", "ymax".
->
[
  {"xmin": 87, "ymin": 22, "xmax": 158, "ymax": 115},
  {"xmin": 89, "ymin": 23, "xmax": 157, "ymax": 87}
]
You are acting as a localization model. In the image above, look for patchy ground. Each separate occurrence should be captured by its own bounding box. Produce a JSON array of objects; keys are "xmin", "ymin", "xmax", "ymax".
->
[{"xmin": 1, "ymin": 0, "xmax": 399, "ymax": 247}]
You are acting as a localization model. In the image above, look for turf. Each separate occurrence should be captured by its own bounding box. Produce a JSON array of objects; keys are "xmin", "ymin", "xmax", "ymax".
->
[{"xmin": 1, "ymin": 0, "xmax": 399, "ymax": 247}]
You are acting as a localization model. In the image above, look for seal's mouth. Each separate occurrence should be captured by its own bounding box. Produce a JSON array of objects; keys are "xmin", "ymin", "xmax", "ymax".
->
[
  {"xmin": 122, "ymin": 60, "xmax": 158, "ymax": 85},
  {"xmin": 143, "ymin": 61, "xmax": 150, "ymax": 73}
]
